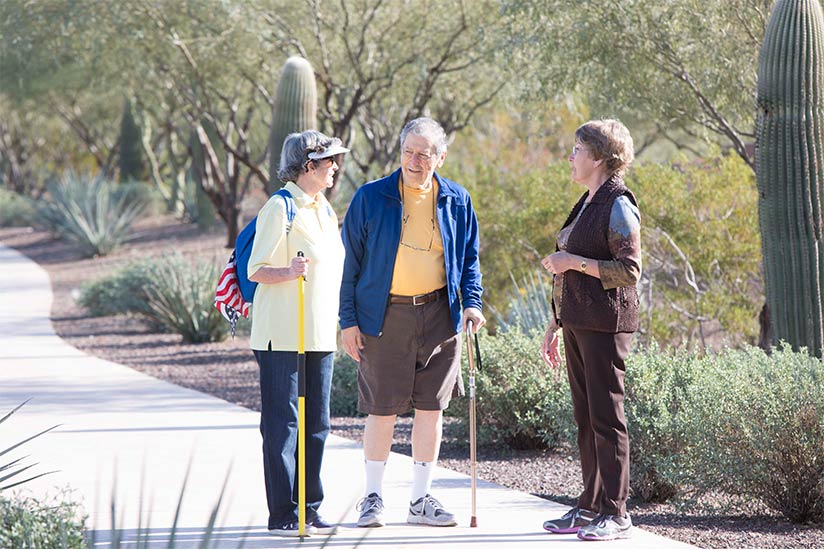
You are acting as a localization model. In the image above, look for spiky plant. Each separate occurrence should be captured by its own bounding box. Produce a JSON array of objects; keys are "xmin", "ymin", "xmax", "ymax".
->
[
  {"xmin": 269, "ymin": 56, "xmax": 318, "ymax": 193},
  {"xmin": 1, "ymin": 400, "xmax": 59, "ymax": 492},
  {"xmin": 756, "ymin": 0, "xmax": 824, "ymax": 356},
  {"xmin": 36, "ymin": 172, "xmax": 148, "ymax": 258}
]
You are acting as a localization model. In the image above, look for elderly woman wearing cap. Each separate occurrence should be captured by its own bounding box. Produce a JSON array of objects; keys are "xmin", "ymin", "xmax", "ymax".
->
[
  {"xmin": 247, "ymin": 130, "xmax": 349, "ymax": 537},
  {"xmin": 539, "ymin": 119, "xmax": 641, "ymax": 541}
]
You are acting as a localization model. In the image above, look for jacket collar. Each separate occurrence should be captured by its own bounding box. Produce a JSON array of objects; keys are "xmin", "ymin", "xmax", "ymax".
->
[
  {"xmin": 587, "ymin": 174, "xmax": 623, "ymax": 204},
  {"xmin": 379, "ymin": 168, "xmax": 458, "ymax": 201}
]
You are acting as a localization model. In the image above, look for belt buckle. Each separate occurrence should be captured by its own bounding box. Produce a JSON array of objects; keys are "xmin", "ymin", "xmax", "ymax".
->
[{"xmin": 412, "ymin": 293, "xmax": 426, "ymax": 306}]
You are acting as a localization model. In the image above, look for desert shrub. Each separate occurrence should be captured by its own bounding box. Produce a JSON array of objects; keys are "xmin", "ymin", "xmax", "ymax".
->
[
  {"xmin": 675, "ymin": 344, "xmax": 824, "ymax": 523},
  {"xmin": 331, "ymin": 352, "xmax": 360, "ymax": 417},
  {"xmin": 78, "ymin": 261, "xmax": 155, "ymax": 318},
  {"xmin": 624, "ymin": 344, "xmax": 701, "ymax": 502},
  {"xmin": 0, "ymin": 187, "xmax": 34, "ymax": 227},
  {"xmin": 35, "ymin": 172, "xmax": 148, "ymax": 257},
  {"xmin": 79, "ymin": 254, "xmax": 227, "ymax": 343},
  {"xmin": 0, "ymin": 492, "xmax": 86, "ymax": 548},
  {"xmin": 450, "ymin": 327, "xmax": 574, "ymax": 450},
  {"xmin": 141, "ymin": 253, "xmax": 228, "ymax": 343}
]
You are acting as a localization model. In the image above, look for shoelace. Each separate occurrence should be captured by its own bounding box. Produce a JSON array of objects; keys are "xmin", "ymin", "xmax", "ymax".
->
[{"xmin": 357, "ymin": 495, "xmax": 382, "ymax": 512}]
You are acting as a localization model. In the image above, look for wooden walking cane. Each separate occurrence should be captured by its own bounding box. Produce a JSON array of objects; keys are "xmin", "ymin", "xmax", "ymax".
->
[
  {"xmin": 297, "ymin": 251, "xmax": 307, "ymax": 537},
  {"xmin": 465, "ymin": 320, "xmax": 479, "ymax": 527}
]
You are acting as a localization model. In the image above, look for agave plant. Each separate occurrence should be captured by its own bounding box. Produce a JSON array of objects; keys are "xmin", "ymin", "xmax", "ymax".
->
[
  {"xmin": 143, "ymin": 254, "xmax": 228, "ymax": 343},
  {"xmin": 1, "ymin": 399, "xmax": 59, "ymax": 492},
  {"xmin": 490, "ymin": 270, "xmax": 553, "ymax": 334},
  {"xmin": 36, "ymin": 172, "xmax": 148, "ymax": 258}
]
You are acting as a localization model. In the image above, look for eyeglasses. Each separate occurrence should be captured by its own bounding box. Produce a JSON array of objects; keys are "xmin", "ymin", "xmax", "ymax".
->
[
  {"xmin": 399, "ymin": 183, "xmax": 436, "ymax": 252},
  {"xmin": 402, "ymin": 148, "xmax": 434, "ymax": 162},
  {"xmin": 570, "ymin": 144, "xmax": 589, "ymax": 157}
]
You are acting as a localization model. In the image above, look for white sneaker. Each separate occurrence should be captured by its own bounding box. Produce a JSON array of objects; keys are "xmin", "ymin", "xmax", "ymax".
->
[{"xmin": 407, "ymin": 494, "xmax": 457, "ymax": 527}]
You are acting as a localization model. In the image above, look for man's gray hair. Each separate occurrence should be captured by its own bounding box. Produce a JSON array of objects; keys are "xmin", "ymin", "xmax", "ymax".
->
[
  {"xmin": 399, "ymin": 117, "xmax": 448, "ymax": 156},
  {"xmin": 277, "ymin": 130, "xmax": 335, "ymax": 182}
]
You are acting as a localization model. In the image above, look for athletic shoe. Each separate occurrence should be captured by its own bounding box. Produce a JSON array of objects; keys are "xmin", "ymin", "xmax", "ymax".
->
[
  {"xmin": 309, "ymin": 515, "xmax": 338, "ymax": 535},
  {"xmin": 407, "ymin": 494, "xmax": 457, "ymax": 527},
  {"xmin": 356, "ymin": 493, "xmax": 385, "ymax": 527},
  {"xmin": 268, "ymin": 520, "xmax": 311, "ymax": 537},
  {"xmin": 542, "ymin": 506, "xmax": 597, "ymax": 534},
  {"xmin": 577, "ymin": 513, "xmax": 632, "ymax": 541}
]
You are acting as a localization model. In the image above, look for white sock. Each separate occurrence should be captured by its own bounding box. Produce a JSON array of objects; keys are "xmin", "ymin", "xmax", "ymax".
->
[
  {"xmin": 411, "ymin": 460, "xmax": 435, "ymax": 502},
  {"xmin": 364, "ymin": 459, "xmax": 386, "ymax": 497}
]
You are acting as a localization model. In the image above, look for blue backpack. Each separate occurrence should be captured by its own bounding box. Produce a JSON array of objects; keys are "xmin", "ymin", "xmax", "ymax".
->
[{"xmin": 235, "ymin": 188, "xmax": 296, "ymax": 302}]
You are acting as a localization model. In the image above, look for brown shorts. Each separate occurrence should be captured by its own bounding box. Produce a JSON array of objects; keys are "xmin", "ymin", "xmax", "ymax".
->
[{"xmin": 357, "ymin": 291, "xmax": 463, "ymax": 415}]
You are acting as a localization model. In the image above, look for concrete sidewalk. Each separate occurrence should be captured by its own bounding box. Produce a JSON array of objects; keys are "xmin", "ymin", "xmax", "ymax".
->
[{"xmin": 0, "ymin": 243, "xmax": 693, "ymax": 549}]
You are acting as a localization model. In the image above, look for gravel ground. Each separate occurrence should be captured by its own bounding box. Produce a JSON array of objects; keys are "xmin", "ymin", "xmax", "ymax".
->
[{"xmin": 3, "ymin": 219, "xmax": 823, "ymax": 549}]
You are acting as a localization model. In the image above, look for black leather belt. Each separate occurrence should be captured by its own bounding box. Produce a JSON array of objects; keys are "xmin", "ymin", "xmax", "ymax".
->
[{"xmin": 389, "ymin": 287, "xmax": 447, "ymax": 306}]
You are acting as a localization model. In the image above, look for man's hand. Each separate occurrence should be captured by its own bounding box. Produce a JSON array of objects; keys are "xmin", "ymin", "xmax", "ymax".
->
[
  {"xmin": 341, "ymin": 325, "xmax": 364, "ymax": 363},
  {"xmin": 462, "ymin": 307, "xmax": 486, "ymax": 333}
]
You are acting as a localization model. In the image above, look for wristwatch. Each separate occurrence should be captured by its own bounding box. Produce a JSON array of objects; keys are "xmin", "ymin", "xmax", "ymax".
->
[{"xmin": 580, "ymin": 260, "xmax": 587, "ymax": 273}]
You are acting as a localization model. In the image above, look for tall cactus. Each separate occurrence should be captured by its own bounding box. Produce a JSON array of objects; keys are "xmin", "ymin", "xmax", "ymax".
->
[
  {"xmin": 756, "ymin": 0, "xmax": 824, "ymax": 356},
  {"xmin": 268, "ymin": 56, "xmax": 318, "ymax": 193},
  {"xmin": 118, "ymin": 98, "xmax": 145, "ymax": 183}
]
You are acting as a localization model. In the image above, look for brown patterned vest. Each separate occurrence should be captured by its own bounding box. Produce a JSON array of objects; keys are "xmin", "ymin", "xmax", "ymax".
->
[{"xmin": 558, "ymin": 176, "xmax": 639, "ymax": 333}]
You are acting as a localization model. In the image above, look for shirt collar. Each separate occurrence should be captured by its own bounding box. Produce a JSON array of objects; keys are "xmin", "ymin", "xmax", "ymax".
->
[{"xmin": 284, "ymin": 181, "xmax": 321, "ymax": 208}]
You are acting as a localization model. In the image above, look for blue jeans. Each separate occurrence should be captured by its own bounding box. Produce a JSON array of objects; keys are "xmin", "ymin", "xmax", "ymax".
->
[{"xmin": 254, "ymin": 349, "xmax": 333, "ymax": 528}]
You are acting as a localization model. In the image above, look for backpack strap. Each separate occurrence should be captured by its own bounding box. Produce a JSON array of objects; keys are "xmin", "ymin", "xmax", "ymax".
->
[{"xmin": 274, "ymin": 188, "xmax": 296, "ymax": 233}]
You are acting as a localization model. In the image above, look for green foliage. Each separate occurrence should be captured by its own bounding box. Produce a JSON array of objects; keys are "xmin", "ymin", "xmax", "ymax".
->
[
  {"xmin": 491, "ymin": 271, "xmax": 553, "ymax": 333},
  {"xmin": 79, "ymin": 255, "xmax": 228, "ymax": 343},
  {"xmin": 269, "ymin": 56, "xmax": 318, "ymax": 192},
  {"xmin": 673, "ymin": 344, "xmax": 824, "ymax": 523},
  {"xmin": 35, "ymin": 173, "xmax": 148, "ymax": 258},
  {"xmin": 624, "ymin": 344, "xmax": 700, "ymax": 502},
  {"xmin": 118, "ymin": 98, "xmax": 144, "ymax": 182},
  {"xmin": 78, "ymin": 261, "xmax": 155, "ymax": 318},
  {"xmin": 331, "ymin": 352, "xmax": 361, "ymax": 417},
  {"xmin": 450, "ymin": 328, "xmax": 574, "ymax": 450},
  {"xmin": 1, "ymin": 400, "xmax": 59, "ymax": 492},
  {"xmin": 456, "ymin": 147, "xmax": 760, "ymax": 348},
  {"xmin": 0, "ymin": 187, "xmax": 34, "ymax": 227},
  {"xmin": 0, "ymin": 492, "xmax": 86, "ymax": 549},
  {"xmin": 756, "ymin": 0, "xmax": 824, "ymax": 357},
  {"xmin": 140, "ymin": 253, "xmax": 228, "ymax": 344}
]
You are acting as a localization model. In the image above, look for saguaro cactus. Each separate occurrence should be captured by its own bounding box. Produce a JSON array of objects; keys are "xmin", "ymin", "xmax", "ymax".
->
[
  {"xmin": 268, "ymin": 56, "xmax": 318, "ymax": 193},
  {"xmin": 756, "ymin": 0, "xmax": 824, "ymax": 356}
]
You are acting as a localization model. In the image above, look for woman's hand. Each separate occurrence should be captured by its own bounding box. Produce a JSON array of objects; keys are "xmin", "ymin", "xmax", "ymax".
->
[
  {"xmin": 541, "ymin": 251, "xmax": 573, "ymax": 275},
  {"xmin": 540, "ymin": 323, "xmax": 562, "ymax": 368},
  {"xmin": 288, "ymin": 255, "xmax": 310, "ymax": 279}
]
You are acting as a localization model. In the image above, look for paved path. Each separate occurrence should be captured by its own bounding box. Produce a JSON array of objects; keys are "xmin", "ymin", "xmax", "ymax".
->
[{"xmin": 0, "ymin": 243, "xmax": 693, "ymax": 549}]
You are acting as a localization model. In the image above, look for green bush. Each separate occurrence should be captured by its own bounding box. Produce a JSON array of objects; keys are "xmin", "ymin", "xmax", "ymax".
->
[
  {"xmin": 331, "ymin": 352, "xmax": 361, "ymax": 417},
  {"xmin": 78, "ymin": 261, "xmax": 155, "ymax": 318},
  {"xmin": 79, "ymin": 254, "xmax": 228, "ymax": 343},
  {"xmin": 0, "ymin": 492, "xmax": 86, "ymax": 548},
  {"xmin": 35, "ymin": 172, "xmax": 148, "ymax": 257},
  {"xmin": 450, "ymin": 328, "xmax": 574, "ymax": 450},
  {"xmin": 624, "ymin": 344, "xmax": 701, "ymax": 502},
  {"xmin": 0, "ymin": 187, "xmax": 34, "ymax": 227},
  {"xmin": 674, "ymin": 344, "xmax": 824, "ymax": 523},
  {"xmin": 142, "ymin": 253, "xmax": 228, "ymax": 343}
]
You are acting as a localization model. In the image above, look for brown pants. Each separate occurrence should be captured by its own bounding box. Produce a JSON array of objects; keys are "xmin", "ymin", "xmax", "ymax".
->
[{"xmin": 563, "ymin": 326, "xmax": 633, "ymax": 517}]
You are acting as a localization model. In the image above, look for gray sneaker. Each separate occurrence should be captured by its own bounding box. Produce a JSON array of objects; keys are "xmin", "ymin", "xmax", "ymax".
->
[
  {"xmin": 356, "ymin": 493, "xmax": 385, "ymax": 527},
  {"xmin": 407, "ymin": 494, "xmax": 457, "ymax": 527},
  {"xmin": 543, "ymin": 506, "xmax": 596, "ymax": 534},
  {"xmin": 577, "ymin": 513, "xmax": 632, "ymax": 541}
]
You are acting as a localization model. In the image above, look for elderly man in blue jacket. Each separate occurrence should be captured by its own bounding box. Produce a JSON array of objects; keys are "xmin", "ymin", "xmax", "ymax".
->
[{"xmin": 341, "ymin": 117, "xmax": 485, "ymax": 528}]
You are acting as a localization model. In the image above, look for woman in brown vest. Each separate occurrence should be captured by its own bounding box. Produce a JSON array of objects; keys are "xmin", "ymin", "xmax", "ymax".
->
[{"xmin": 539, "ymin": 119, "xmax": 641, "ymax": 541}]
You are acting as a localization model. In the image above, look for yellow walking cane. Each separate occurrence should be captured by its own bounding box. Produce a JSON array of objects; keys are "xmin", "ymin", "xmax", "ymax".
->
[
  {"xmin": 465, "ymin": 319, "xmax": 480, "ymax": 527},
  {"xmin": 297, "ymin": 251, "xmax": 307, "ymax": 537}
]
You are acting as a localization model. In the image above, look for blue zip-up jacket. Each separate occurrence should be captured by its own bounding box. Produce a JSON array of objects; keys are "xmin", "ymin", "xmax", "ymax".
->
[{"xmin": 340, "ymin": 168, "xmax": 483, "ymax": 337}]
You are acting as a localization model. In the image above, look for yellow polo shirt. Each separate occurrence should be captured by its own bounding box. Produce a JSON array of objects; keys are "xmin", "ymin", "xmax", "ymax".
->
[
  {"xmin": 390, "ymin": 181, "xmax": 447, "ymax": 295},
  {"xmin": 247, "ymin": 181, "xmax": 344, "ymax": 352}
]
